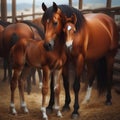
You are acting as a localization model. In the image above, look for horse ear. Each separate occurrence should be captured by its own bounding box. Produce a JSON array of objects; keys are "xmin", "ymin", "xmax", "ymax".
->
[
  {"xmin": 42, "ymin": 2, "xmax": 47, "ymax": 12},
  {"xmin": 72, "ymin": 13, "xmax": 77, "ymax": 25},
  {"xmin": 53, "ymin": 2, "xmax": 58, "ymax": 12}
]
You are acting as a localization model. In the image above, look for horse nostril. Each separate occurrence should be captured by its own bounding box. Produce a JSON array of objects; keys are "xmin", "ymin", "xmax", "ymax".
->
[
  {"xmin": 48, "ymin": 43, "xmax": 52, "ymax": 47},
  {"xmin": 44, "ymin": 42, "xmax": 52, "ymax": 51}
]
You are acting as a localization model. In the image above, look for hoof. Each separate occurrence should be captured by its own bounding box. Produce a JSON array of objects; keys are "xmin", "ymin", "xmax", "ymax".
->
[
  {"xmin": 21, "ymin": 107, "xmax": 29, "ymax": 114},
  {"xmin": 10, "ymin": 107, "xmax": 17, "ymax": 115},
  {"xmin": 56, "ymin": 111, "xmax": 63, "ymax": 118},
  {"xmin": 71, "ymin": 112, "xmax": 79, "ymax": 120},
  {"xmin": 42, "ymin": 117, "xmax": 48, "ymax": 120},
  {"xmin": 46, "ymin": 106, "xmax": 53, "ymax": 114},
  {"xmin": 105, "ymin": 101, "xmax": 112, "ymax": 106},
  {"xmin": 62, "ymin": 105, "xmax": 70, "ymax": 112}
]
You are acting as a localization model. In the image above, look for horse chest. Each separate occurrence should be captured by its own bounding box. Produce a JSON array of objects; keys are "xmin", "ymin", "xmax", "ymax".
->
[{"xmin": 48, "ymin": 51, "xmax": 66, "ymax": 70}]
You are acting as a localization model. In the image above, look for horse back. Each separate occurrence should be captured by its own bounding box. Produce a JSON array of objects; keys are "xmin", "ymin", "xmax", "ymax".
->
[
  {"xmin": 2, "ymin": 23, "xmax": 34, "ymax": 56},
  {"xmin": 83, "ymin": 13, "xmax": 119, "ymax": 59}
]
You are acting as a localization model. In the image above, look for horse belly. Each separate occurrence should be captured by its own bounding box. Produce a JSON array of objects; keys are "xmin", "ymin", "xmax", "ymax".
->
[
  {"xmin": 86, "ymin": 33, "xmax": 111, "ymax": 60},
  {"xmin": 26, "ymin": 42, "xmax": 45, "ymax": 67}
]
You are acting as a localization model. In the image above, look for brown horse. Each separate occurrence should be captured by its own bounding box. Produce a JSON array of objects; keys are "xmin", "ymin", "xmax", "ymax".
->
[
  {"xmin": 1, "ymin": 20, "xmax": 44, "ymax": 82},
  {"xmin": 9, "ymin": 25, "xmax": 66, "ymax": 120},
  {"xmin": 41, "ymin": 2, "xmax": 119, "ymax": 119}
]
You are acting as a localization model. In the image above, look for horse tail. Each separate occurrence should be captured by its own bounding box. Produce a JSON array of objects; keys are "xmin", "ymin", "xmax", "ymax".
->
[
  {"xmin": 9, "ymin": 33, "xmax": 19, "ymax": 49},
  {"xmin": 96, "ymin": 57, "xmax": 107, "ymax": 95}
]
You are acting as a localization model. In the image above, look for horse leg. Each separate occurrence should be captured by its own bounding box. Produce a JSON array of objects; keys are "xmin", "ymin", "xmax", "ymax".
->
[
  {"xmin": 31, "ymin": 68, "xmax": 36, "ymax": 85},
  {"xmin": 10, "ymin": 69, "xmax": 21, "ymax": 115},
  {"xmin": 37, "ymin": 68, "xmax": 43, "ymax": 89},
  {"xmin": 2, "ymin": 58, "xmax": 8, "ymax": 82},
  {"xmin": 105, "ymin": 54, "xmax": 115, "ymax": 105},
  {"xmin": 8, "ymin": 59, "xmax": 13, "ymax": 83},
  {"xmin": 26, "ymin": 72, "xmax": 32, "ymax": 95},
  {"xmin": 46, "ymin": 72, "xmax": 54, "ymax": 113},
  {"xmin": 53, "ymin": 69, "xmax": 62, "ymax": 117},
  {"xmin": 62, "ymin": 63, "xmax": 71, "ymax": 111},
  {"xmin": 82, "ymin": 63, "xmax": 96, "ymax": 104},
  {"xmin": 18, "ymin": 66, "xmax": 31, "ymax": 113},
  {"xmin": 41, "ymin": 66, "xmax": 50, "ymax": 120},
  {"xmin": 72, "ymin": 54, "xmax": 84, "ymax": 119}
]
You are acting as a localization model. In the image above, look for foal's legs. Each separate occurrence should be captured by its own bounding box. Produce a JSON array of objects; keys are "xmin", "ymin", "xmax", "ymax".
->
[
  {"xmin": 41, "ymin": 66, "xmax": 50, "ymax": 120},
  {"xmin": 18, "ymin": 66, "xmax": 31, "ymax": 113},
  {"xmin": 10, "ymin": 68, "xmax": 21, "ymax": 115},
  {"xmin": 46, "ymin": 72, "xmax": 54, "ymax": 112},
  {"xmin": 41, "ymin": 67, "xmax": 62, "ymax": 120},
  {"xmin": 53, "ymin": 69, "xmax": 63, "ymax": 117}
]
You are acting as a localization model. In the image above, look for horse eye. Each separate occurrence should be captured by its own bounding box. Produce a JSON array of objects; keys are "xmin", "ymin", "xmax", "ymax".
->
[{"xmin": 53, "ymin": 22, "xmax": 57, "ymax": 26}]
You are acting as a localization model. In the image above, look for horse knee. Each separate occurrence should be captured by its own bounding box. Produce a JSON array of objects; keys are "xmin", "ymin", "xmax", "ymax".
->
[
  {"xmin": 54, "ymin": 85, "xmax": 60, "ymax": 95},
  {"xmin": 42, "ymin": 86, "xmax": 48, "ymax": 95},
  {"xmin": 10, "ymin": 80, "xmax": 17, "ymax": 91}
]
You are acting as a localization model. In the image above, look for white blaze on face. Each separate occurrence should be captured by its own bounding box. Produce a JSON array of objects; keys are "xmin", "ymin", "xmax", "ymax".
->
[
  {"xmin": 67, "ymin": 25, "xmax": 72, "ymax": 31},
  {"xmin": 65, "ymin": 25, "xmax": 73, "ymax": 48}
]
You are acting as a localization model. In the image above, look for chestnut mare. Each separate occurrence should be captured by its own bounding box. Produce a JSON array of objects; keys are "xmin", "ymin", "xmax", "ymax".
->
[
  {"xmin": 9, "ymin": 22, "xmax": 66, "ymax": 120},
  {"xmin": 41, "ymin": 2, "xmax": 119, "ymax": 119},
  {"xmin": 1, "ymin": 20, "xmax": 44, "ymax": 82}
]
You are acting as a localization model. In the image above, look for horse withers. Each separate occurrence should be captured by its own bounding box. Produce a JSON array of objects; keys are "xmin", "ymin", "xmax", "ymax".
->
[{"xmin": 41, "ymin": 2, "xmax": 119, "ymax": 119}]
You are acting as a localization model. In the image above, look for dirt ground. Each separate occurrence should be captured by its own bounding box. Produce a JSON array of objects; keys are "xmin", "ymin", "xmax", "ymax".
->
[{"xmin": 0, "ymin": 68, "xmax": 120, "ymax": 120}]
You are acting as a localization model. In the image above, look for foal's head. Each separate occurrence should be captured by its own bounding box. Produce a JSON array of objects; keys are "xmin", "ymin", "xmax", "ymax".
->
[
  {"xmin": 41, "ymin": 2, "xmax": 65, "ymax": 51},
  {"xmin": 63, "ymin": 14, "xmax": 77, "ymax": 49}
]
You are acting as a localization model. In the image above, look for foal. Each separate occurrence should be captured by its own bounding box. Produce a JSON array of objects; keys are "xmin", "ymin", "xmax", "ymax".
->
[{"xmin": 9, "ymin": 34, "xmax": 66, "ymax": 120}]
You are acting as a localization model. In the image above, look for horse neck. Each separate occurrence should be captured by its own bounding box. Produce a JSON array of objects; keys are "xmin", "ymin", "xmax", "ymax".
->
[
  {"xmin": 72, "ymin": 22, "xmax": 88, "ymax": 56},
  {"xmin": 54, "ymin": 32, "xmax": 65, "ymax": 53}
]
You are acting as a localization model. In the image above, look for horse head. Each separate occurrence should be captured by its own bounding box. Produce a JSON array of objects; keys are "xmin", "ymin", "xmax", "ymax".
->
[
  {"xmin": 42, "ymin": 2, "xmax": 65, "ymax": 51},
  {"xmin": 63, "ymin": 14, "xmax": 77, "ymax": 49}
]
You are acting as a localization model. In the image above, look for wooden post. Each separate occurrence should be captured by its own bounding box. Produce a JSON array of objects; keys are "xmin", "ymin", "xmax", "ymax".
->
[
  {"xmin": 106, "ymin": 0, "xmax": 111, "ymax": 8},
  {"xmin": 32, "ymin": 0, "xmax": 35, "ymax": 19},
  {"xmin": 21, "ymin": 12, "xmax": 23, "ymax": 20},
  {"xmin": 1, "ymin": 0, "xmax": 7, "ymax": 21},
  {"xmin": 12, "ymin": 0, "xmax": 16, "ymax": 23},
  {"xmin": 79, "ymin": 0, "xmax": 83, "ymax": 9},
  {"xmin": 69, "ymin": 0, "xmax": 72, "ymax": 7}
]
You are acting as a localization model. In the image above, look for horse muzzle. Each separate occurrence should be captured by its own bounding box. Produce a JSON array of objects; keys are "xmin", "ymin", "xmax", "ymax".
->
[
  {"xmin": 66, "ymin": 40, "xmax": 73, "ymax": 47},
  {"xmin": 43, "ymin": 40, "xmax": 54, "ymax": 51},
  {"xmin": 65, "ymin": 40, "xmax": 73, "ymax": 52}
]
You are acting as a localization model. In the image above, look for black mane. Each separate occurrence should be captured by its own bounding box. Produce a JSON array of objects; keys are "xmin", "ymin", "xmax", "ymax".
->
[
  {"xmin": 22, "ymin": 20, "xmax": 44, "ymax": 39},
  {"xmin": 0, "ymin": 20, "xmax": 11, "ymax": 27},
  {"xmin": 42, "ymin": 4, "xmax": 85, "ymax": 32}
]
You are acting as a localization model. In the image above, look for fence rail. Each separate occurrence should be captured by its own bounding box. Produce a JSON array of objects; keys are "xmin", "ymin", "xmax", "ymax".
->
[{"xmin": 0, "ymin": 6, "xmax": 120, "ymax": 22}]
